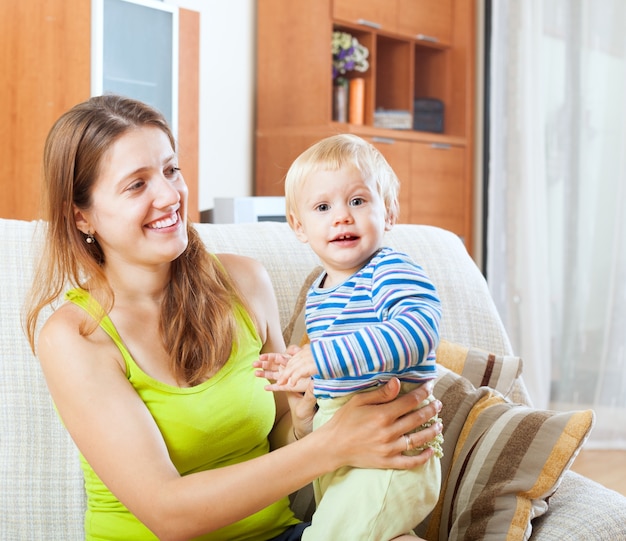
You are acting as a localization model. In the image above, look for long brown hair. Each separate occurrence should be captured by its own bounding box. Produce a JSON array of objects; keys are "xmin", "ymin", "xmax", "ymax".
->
[{"xmin": 25, "ymin": 94, "xmax": 242, "ymax": 386}]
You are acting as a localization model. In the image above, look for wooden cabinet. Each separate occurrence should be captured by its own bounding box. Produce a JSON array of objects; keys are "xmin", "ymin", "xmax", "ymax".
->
[
  {"xmin": 0, "ymin": 0, "xmax": 90, "ymax": 222},
  {"xmin": 366, "ymin": 137, "xmax": 412, "ymax": 224},
  {"xmin": 255, "ymin": 0, "xmax": 476, "ymax": 253},
  {"xmin": 333, "ymin": 0, "xmax": 397, "ymax": 33},
  {"xmin": 397, "ymin": 0, "xmax": 453, "ymax": 45},
  {"xmin": 0, "ymin": 0, "xmax": 199, "ymax": 222},
  {"xmin": 409, "ymin": 142, "xmax": 468, "ymax": 241},
  {"xmin": 368, "ymin": 137, "xmax": 469, "ymax": 243},
  {"xmin": 334, "ymin": 0, "xmax": 453, "ymax": 45}
]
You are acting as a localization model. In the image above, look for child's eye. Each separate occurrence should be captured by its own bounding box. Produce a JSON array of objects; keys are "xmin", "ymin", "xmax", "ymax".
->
[
  {"xmin": 350, "ymin": 197, "xmax": 365, "ymax": 206},
  {"xmin": 315, "ymin": 203, "xmax": 330, "ymax": 212}
]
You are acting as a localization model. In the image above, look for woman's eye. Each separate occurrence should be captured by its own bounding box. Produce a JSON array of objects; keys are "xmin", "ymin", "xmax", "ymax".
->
[
  {"xmin": 127, "ymin": 180, "xmax": 145, "ymax": 192},
  {"xmin": 166, "ymin": 166, "xmax": 181, "ymax": 178}
]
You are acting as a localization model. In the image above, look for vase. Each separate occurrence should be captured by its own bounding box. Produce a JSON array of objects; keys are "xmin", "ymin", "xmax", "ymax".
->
[
  {"xmin": 332, "ymin": 81, "xmax": 348, "ymax": 123},
  {"xmin": 349, "ymin": 78, "xmax": 365, "ymax": 125}
]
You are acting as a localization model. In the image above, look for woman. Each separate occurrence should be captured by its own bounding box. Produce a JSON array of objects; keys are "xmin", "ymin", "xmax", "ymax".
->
[{"xmin": 25, "ymin": 94, "xmax": 442, "ymax": 541}]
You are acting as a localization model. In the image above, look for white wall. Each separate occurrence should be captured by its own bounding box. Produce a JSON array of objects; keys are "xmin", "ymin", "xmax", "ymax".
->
[{"xmin": 167, "ymin": 0, "xmax": 256, "ymax": 213}]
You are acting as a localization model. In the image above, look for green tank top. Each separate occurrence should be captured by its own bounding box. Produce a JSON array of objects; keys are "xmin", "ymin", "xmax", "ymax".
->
[{"xmin": 66, "ymin": 288, "xmax": 299, "ymax": 541}]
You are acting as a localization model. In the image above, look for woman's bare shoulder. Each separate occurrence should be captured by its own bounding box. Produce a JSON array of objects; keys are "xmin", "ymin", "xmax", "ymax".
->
[
  {"xmin": 39, "ymin": 301, "xmax": 91, "ymax": 345},
  {"xmin": 37, "ymin": 301, "xmax": 122, "ymax": 373},
  {"xmin": 214, "ymin": 253, "xmax": 279, "ymax": 344},
  {"xmin": 214, "ymin": 253, "xmax": 271, "ymax": 291}
]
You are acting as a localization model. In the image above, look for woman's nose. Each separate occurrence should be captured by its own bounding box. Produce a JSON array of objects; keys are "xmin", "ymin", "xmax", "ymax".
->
[{"xmin": 152, "ymin": 176, "xmax": 180, "ymax": 208}]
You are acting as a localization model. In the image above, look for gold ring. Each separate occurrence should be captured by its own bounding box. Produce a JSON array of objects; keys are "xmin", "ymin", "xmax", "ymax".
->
[{"xmin": 404, "ymin": 434, "xmax": 412, "ymax": 451}]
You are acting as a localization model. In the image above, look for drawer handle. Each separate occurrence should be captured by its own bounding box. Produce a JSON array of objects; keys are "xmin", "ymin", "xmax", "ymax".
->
[
  {"xmin": 357, "ymin": 18, "xmax": 382, "ymax": 29},
  {"xmin": 372, "ymin": 137, "xmax": 395, "ymax": 144},
  {"xmin": 417, "ymin": 34, "xmax": 439, "ymax": 43},
  {"xmin": 431, "ymin": 143, "xmax": 451, "ymax": 150}
]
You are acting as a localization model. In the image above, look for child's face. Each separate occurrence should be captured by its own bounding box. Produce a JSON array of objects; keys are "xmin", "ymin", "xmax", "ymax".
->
[{"xmin": 290, "ymin": 165, "xmax": 391, "ymax": 285}]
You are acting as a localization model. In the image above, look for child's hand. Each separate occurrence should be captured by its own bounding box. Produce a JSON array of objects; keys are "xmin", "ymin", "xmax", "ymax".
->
[
  {"xmin": 254, "ymin": 352, "xmax": 311, "ymax": 393},
  {"xmin": 253, "ymin": 352, "xmax": 290, "ymax": 382},
  {"xmin": 254, "ymin": 346, "xmax": 318, "ymax": 393},
  {"xmin": 276, "ymin": 346, "xmax": 318, "ymax": 387}
]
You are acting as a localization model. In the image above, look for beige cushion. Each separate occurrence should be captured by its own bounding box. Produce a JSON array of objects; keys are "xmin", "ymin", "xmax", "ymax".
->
[
  {"xmin": 436, "ymin": 339, "xmax": 523, "ymax": 399},
  {"xmin": 0, "ymin": 219, "xmax": 85, "ymax": 539},
  {"xmin": 416, "ymin": 366, "xmax": 594, "ymax": 540}
]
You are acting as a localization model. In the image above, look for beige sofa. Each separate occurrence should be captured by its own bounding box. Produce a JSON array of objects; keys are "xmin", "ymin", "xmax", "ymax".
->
[{"xmin": 1, "ymin": 217, "xmax": 625, "ymax": 540}]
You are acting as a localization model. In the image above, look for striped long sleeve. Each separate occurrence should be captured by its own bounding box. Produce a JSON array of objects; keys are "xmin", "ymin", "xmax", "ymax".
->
[{"xmin": 306, "ymin": 247, "xmax": 441, "ymax": 397}]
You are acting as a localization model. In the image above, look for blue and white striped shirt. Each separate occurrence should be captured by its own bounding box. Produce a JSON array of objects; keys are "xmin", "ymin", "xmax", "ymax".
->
[{"xmin": 307, "ymin": 247, "xmax": 441, "ymax": 398}]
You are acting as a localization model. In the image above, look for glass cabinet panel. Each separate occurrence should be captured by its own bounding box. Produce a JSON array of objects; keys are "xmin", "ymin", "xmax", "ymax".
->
[{"xmin": 92, "ymin": 0, "xmax": 178, "ymax": 131}]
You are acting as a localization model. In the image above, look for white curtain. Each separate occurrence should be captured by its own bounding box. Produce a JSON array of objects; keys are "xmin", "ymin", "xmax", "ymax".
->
[{"xmin": 488, "ymin": 0, "xmax": 626, "ymax": 448}]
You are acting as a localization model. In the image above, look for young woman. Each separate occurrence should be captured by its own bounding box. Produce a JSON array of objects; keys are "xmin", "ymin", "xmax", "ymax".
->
[{"xmin": 25, "ymin": 95, "xmax": 442, "ymax": 541}]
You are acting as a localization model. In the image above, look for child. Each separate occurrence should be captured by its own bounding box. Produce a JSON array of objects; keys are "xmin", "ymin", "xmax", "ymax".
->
[{"xmin": 256, "ymin": 134, "xmax": 443, "ymax": 540}]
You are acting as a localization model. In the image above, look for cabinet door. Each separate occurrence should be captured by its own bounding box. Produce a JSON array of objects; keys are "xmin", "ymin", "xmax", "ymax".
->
[
  {"xmin": 0, "ymin": 0, "xmax": 90, "ymax": 220},
  {"xmin": 396, "ymin": 0, "xmax": 452, "ymax": 46},
  {"xmin": 408, "ymin": 142, "xmax": 467, "ymax": 241},
  {"xmin": 366, "ymin": 137, "xmax": 412, "ymax": 224},
  {"xmin": 333, "ymin": 0, "xmax": 397, "ymax": 32},
  {"xmin": 256, "ymin": 131, "xmax": 336, "ymax": 196},
  {"xmin": 93, "ymin": 0, "xmax": 177, "ymax": 129},
  {"xmin": 257, "ymin": 0, "xmax": 331, "ymax": 129}
]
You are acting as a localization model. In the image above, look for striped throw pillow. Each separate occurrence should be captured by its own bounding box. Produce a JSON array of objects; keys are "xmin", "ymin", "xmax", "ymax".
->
[
  {"xmin": 415, "ymin": 366, "xmax": 595, "ymax": 540},
  {"xmin": 435, "ymin": 339, "xmax": 523, "ymax": 398}
]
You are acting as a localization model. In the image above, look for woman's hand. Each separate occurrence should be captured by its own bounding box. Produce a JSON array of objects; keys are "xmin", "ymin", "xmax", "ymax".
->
[
  {"xmin": 318, "ymin": 378, "xmax": 442, "ymax": 471},
  {"xmin": 285, "ymin": 378, "xmax": 318, "ymax": 440}
]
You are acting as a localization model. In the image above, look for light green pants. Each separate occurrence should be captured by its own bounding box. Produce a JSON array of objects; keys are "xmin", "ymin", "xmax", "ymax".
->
[{"xmin": 302, "ymin": 383, "xmax": 442, "ymax": 541}]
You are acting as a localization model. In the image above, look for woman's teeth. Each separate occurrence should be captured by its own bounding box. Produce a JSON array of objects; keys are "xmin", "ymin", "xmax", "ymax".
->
[{"xmin": 148, "ymin": 213, "xmax": 177, "ymax": 229}]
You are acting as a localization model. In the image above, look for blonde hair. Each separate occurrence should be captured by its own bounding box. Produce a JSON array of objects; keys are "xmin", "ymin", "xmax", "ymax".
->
[
  {"xmin": 25, "ymin": 94, "xmax": 243, "ymax": 386},
  {"xmin": 284, "ymin": 134, "xmax": 400, "ymax": 228}
]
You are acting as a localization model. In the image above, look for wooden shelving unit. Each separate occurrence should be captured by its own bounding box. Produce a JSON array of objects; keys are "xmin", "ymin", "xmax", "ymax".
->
[{"xmin": 255, "ymin": 0, "xmax": 476, "ymax": 252}]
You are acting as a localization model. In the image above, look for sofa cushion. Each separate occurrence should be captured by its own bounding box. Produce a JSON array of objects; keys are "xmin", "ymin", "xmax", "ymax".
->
[
  {"xmin": 0, "ymin": 219, "xmax": 85, "ymax": 540},
  {"xmin": 435, "ymin": 339, "xmax": 523, "ymax": 398},
  {"xmin": 416, "ymin": 366, "xmax": 595, "ymax": 541},
  {"xmin": 282, "ymin": 266, "xmax": 322, "ymax": 348}
]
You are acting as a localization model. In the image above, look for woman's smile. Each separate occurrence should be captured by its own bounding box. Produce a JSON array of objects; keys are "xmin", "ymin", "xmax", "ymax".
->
[{"xmin": 145, "ymin": 210, "xmax": 181, "ymax": 231}]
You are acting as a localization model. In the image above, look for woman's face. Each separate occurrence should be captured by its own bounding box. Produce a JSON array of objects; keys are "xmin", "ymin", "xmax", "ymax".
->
[{"xmin": 75, "ymin": 126, "xmax": 189, "ymax": 271}]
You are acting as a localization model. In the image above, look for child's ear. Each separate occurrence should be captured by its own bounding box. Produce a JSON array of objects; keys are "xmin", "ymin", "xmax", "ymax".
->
[
  {"xmin": 288, "ymin": 212, "xmax": 309, "ymax": 244},
  {"xmin": 385, "ymin": 212, "xmax": 397, "ymax": 231}
]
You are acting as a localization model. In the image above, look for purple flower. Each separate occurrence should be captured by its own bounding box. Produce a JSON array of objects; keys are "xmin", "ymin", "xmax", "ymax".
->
[{"xmin": 331, "ymin": 31, "xmax": 369, "ymax": 80}]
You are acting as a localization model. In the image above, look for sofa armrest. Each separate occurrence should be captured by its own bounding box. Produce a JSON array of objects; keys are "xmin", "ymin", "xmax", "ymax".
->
[{"xmin": 530, "ymin": 471, "xmax": 626, "ymax": 540}]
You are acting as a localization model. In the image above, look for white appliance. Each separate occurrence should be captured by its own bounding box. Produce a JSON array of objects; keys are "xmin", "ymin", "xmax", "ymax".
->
[{"xmin": 212, "ymin": 197, "xmax": 287, "ymax": 224}]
